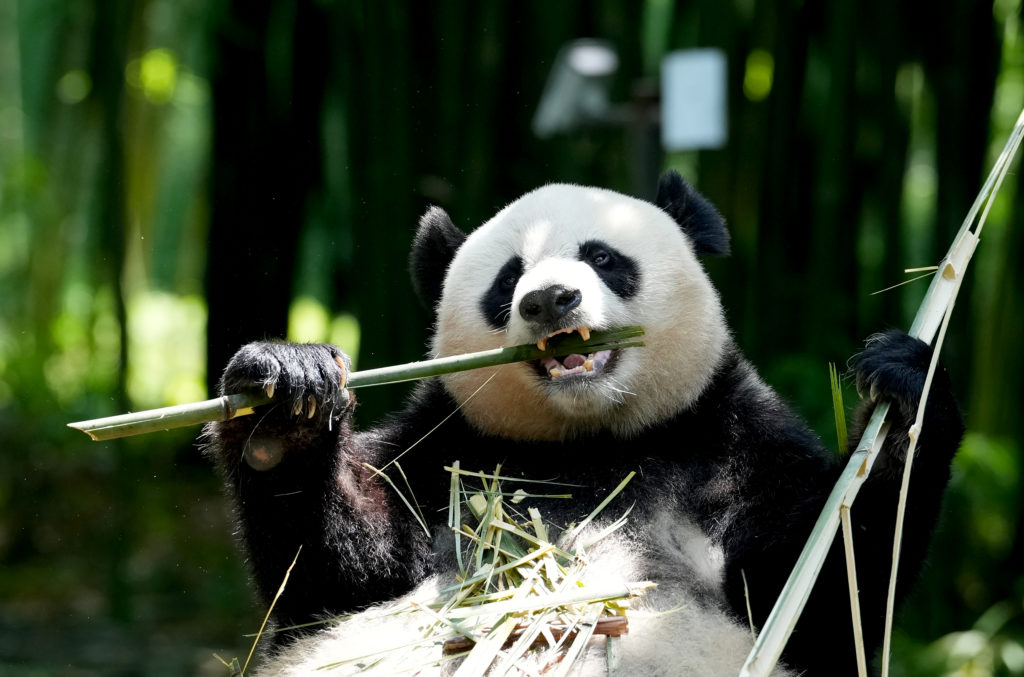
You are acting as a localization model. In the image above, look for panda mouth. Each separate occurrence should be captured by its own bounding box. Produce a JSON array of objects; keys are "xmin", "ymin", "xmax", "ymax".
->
[
  {"xmin": 539, "ymin": 349, "xmax": 616, "ymax": 379},
  {"xmin": 531, "ymin": 327, "xmax": 619, "ymax": 380}
]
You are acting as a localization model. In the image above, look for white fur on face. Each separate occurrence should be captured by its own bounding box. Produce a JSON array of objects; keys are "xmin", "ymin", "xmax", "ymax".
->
[{"xmin": 432, "ymin": 184, "xmax": 729, "ymax": 441}]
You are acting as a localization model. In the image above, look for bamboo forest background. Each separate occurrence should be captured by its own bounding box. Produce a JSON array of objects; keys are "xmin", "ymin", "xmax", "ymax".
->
[{"xmin": 1, "ymin": 0, "xmax": 1023, "ymax": 675}]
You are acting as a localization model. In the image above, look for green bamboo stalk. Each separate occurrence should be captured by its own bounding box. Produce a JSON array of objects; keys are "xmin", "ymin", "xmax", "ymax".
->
[
  {"xmin": 68, "ymin": 392, "xmax": 270, "ymax": 442},
  {"xmin": 68, "ymin": 326, "xmax": 645, "ymax": 441},
  {"xmin": 347, "ymin": 325, "xmax": 643, "ymax": 388}
]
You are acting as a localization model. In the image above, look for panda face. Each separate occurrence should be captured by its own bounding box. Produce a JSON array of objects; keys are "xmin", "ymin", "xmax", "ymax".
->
[{"xmin": 431, "ymin": 184, "xmax": 729, "ymax": 441}]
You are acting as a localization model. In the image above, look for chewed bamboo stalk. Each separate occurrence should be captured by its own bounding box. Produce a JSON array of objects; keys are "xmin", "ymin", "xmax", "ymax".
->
[
  {"xmin": 67, "ymin": 326, "xmax": 645, "ymax": 441},
  {"xmin": 68, "ymin": 392, "xmax": 269, "ymax": 442}
]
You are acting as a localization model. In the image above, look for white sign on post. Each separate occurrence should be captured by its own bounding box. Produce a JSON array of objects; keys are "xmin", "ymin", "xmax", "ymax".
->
[{"xmin": 661, "ymin": 49, "xmax": 728, "ymax": 151}]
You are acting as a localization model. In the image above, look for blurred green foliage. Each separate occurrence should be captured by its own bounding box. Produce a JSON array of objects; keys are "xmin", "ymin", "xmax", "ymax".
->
[{"xmin": 1, "ymin": 0, "xmax": 1023, "ymax": 675}]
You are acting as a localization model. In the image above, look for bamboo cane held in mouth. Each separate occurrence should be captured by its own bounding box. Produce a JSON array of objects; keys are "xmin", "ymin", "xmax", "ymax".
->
[{"xmin": 68, "ymin": 326, "xmax": 645, "ymax": 442}]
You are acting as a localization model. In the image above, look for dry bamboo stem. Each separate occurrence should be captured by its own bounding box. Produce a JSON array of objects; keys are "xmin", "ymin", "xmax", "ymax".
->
[
  {"xmin": 739, "ymin": 106, "xmax": 1024, "ymax": 677},
  {"xmin": 840, "ymin": 506, "xmax": 868, "ymax": 677},
  {"xmin": 880, "ymin": 285, "xmax": 958, "ymax": 677}
]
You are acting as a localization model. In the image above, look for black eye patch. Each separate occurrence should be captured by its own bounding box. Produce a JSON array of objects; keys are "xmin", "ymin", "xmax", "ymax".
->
[
  {"xmin": 479, "ymin": 256, "xmax": 524, "ymax": 330},
  {"xmin": 578, "ymin": 240, "xmax": 640, "ymax": 298}
]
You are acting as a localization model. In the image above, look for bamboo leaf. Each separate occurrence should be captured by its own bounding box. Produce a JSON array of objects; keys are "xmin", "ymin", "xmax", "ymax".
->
[
  {"xmin": 452, "ymin": 565, "xmax": 544, "ymax": 676},
  {"xmin": 363, "ymin": 462, "xmax": 430, "ymax": 537},
  {"xmin": 445, "ymin": 583, "xmax": 650, "ymax": 620},
  {"xmin": 829, "ymin": 363, "xmax": 848, "ymax": 455},
  {"xmin": 242, "ymin": 545, "xmax": 302, "ymax": 676},
  {"xmin": 444, "ymin": 466, "xmax": 584, "ymax": 488},
  {"xmin": 450, "ymin": 462, "xmax": 465, "ymax": 576},
  {"xmin": 438, "ymin": 545, "xmax": 557, "ymax": 595},
  {"xmin": 549, "ymin": 602, "xmax": 606, "ymax": 677},
  {"xmin": 561, "ymin": 471, "xmax": 636, "ymax": 548},
  {"xmin": 301, "ymin": 466, "xmax": 650, "ymax": 673}
]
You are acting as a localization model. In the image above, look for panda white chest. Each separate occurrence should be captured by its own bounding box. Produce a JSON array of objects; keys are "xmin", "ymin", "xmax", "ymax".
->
[{"xmin": 252, "ymin": 509, "xmax": 795, "ymax": 677}]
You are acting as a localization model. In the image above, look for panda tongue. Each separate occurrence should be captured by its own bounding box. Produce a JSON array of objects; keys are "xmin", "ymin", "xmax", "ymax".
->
[{"xmin": 562, "ymin": 354, "xmax": 586, "ymax": 369}]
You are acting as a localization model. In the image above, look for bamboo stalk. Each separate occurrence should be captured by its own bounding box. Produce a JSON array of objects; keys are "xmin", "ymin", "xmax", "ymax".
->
[
  {"xmin": 68, "ymin": 392, "xmax": 270, "ymax": 442},
  {"xmin": 739, "ymin": 106, "xmax": 1024, "ymax": 677},
  {"xmin": 880, "ymin": 289, "xmax": 958, "ymax": 677},
  {"xmin": 840, "ymin": 506, "xmax": 868, "ymax": 677},
  {"xmin": 68, "ymin": 326, "xmax": 645, "ymax": 441}
]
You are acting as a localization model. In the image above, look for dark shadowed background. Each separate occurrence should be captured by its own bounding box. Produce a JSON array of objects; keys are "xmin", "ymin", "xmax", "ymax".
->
[{"xmin": 1, "ymin": 0, "xmax": 1023, "ymax": 675}]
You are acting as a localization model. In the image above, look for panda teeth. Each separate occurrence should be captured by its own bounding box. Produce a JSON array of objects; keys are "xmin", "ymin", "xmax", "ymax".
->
[
  {"xmin": 546, "ymin": 349, "xmax": 610, "ymax": 378},
  {"xmin": 536, "ymin": 326, "xmax": 593, "ymax": 352}
]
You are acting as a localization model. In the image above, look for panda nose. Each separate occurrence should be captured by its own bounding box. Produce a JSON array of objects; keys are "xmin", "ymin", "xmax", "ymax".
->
[{"xmin": 519, "ymin": 285, "xmax": 582, "ymax": 325}]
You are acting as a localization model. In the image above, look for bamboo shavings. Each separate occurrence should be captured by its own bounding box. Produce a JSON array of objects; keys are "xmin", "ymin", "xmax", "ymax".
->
[{"xmin": 309, "ymin": 466, "xmax": 652, "ymax": 675}]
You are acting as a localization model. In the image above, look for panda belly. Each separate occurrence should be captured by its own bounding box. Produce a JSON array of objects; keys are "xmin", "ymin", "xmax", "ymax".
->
[{"xmin": 252, "ymin": 512, "xmax": 796, "ymax": 677}]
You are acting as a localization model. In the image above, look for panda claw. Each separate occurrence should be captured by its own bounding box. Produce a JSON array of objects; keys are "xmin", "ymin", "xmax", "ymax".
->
[
  {"xmin": 307, "ymin": 396, "xmax": 317, "ymax": 418},
  {"xmin": 537, "ymin": 326, "xmax": 593, "ymax": 353},
  {"xmin": 292, "ymin": 399, "xmax": 304, "ymax": 416},
  {"xmin": 265, "ymin": 382, "xmax": 275, "ymax": 399},
  {"xmin": 334, "ymin": 354, "xmax": 348, "ymax": 388}
]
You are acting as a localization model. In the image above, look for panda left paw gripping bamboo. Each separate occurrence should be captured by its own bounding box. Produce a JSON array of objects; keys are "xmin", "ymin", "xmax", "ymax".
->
[{"xmin": 210, "ymin": 341, "xmax": 352, "ymax": 472}]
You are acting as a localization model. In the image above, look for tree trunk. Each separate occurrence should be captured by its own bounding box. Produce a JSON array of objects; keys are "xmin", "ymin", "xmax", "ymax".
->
[{"xmin": 206, "ymin": 0, "xmax": 328, "ymax": 393}]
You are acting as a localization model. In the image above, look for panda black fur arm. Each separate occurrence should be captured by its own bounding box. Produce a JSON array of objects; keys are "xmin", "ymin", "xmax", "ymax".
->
[
  {"xmin": 780, "ymin": 329, "xmax": 964, "ymax": 675},
  {"xmin": 692, "ymin": 333, "xmax": 964, "ymax": 675},
  {"xmin": 204, "ymin": 342, "xmax": 433, "ymax": 633},
  {"xmin": 205, "ymin": 333, "xmax": 961, "ymax": 675}
]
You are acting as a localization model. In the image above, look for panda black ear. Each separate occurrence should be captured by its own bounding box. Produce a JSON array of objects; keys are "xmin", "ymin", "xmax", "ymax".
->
[
  {"xmin": 655, "ymin": 170, "xmax": 730, "ymax": 257},
  {"xmin": 409, "ymin": 206, "xmax": 467, "ymax": 309}
]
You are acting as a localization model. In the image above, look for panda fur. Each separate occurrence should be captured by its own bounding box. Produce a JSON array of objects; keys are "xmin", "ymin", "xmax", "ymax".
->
[{"xmin": 205, "ymin": 171, "xmax": 964, "ymax": 676}]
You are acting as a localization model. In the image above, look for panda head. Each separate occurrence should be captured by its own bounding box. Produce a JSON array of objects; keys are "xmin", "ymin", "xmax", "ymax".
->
[{"xmin": 411, "ymin": 171, "xmax": 731, "ymax": 441}]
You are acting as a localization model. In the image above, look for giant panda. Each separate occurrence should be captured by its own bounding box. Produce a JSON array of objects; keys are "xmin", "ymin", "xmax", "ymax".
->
[{"xmin": 204, "ymin": 171, "xmax": 964, "ymax": 676}]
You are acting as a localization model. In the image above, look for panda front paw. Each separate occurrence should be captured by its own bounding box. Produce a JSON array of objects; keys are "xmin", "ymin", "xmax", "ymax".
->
[
  {"xmin": 220, "ymin": 341, "xmax": 352, "ymax": 424},
  {"xmin": 848, "ymin": 329, "xmax": 945, "ymax": 421},
  {"xmin": 213, "ymin": 342, "xmax": 353, "ymax": 471}
]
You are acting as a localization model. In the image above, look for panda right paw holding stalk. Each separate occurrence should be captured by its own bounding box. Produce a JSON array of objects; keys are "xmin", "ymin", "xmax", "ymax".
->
[{"xmin": 204, "ymin": 171, "xmax": 964, "ymax": 676}]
